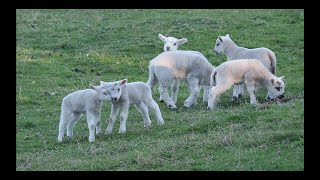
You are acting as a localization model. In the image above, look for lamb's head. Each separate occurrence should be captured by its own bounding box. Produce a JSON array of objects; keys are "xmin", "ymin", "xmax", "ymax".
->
[
  {"xmin": 159, "ymin": 34, "xmax": 187, "ymax": 52},
  {"xmin": 213, "ymin": 34, "xmax": 231, "ymax": 55},
  {"xmin": 92, "ymin": 79, "xmax": 127, "ymax": 102},
  {"xmin": 90, "ymin": 83, "xmax": 110, "ymax": 101},
  {"xmin": 267, "ymin": 76, "xmax": 285, "ymax": 100}
]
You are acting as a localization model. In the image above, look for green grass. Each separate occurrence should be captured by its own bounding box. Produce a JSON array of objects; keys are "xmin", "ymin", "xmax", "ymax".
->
[{"xmin": 16, "ymin": 9, "xmax": 304, "ymax": 171}]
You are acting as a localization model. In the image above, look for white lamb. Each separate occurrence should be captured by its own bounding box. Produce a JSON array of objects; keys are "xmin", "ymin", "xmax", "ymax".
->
[
  {"xmin": 213, "ymin": 34, "xmax": 277, "ymax": 100},
  {"xmin": 58, "ymin": 85, "xmax": 109, "ymax": 143},
  {"xmin": 147, "ymin": 50, "xmax": 214, "ymax": 109},
  {"xmin": 158, "ymin": 34, "xmax": 208, "ymax": 103},
  {"xmin": 159, "ymin": 33, "xmax": 188, "ymax": 52},
  {"xmin": 208, "ymin": 59, "xmax": 285, "ymax": 110},
  {"xmin": 92, "ymin": 79, "xmax": 164, "ymax": 134}
]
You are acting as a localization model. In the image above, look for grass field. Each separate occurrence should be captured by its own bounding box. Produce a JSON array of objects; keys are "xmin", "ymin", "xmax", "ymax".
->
[{"xmin": 16, "ymin": 9, "xmax": 304, "ymax": 171}]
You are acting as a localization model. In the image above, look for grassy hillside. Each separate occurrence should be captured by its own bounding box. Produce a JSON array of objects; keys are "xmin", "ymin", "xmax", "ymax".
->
[{"xmin": 16, "ymin": 9, "xmax": 304, "ymax": 170}]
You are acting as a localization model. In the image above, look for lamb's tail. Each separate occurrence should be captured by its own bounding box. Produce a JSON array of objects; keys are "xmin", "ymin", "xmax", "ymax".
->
[
  {"xmin": 268, "ymin": 50, "xmax": 277, "ymax": 75},
  {"xmin": 146, "ymin": 65, "xmax": 158, "ymax": 88},
  {"xmin": 210, "ymin": 68, "xmax": 217, "ymax": 87}
]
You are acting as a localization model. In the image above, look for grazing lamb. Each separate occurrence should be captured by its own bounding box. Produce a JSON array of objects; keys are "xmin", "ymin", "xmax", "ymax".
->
[
  {"xmin": 158, "ymin": 34, "xmax": 209, "ymax": 103},
  {"xmin": 58, "ymin": 85, "xmax": 109, "ymax": 143},
  {"xmin": 207, "ymin": 59, "xmax": 285, "ymax": 110},
  {"xmin": 147, "ymin": 50, "xmax": 214, "ymax": 109},
  {"xmin": 93, "ymin": 79, "xmax": 164, "ymax": 134},
  {"xmin": 213, "ymin": 34, "xmax": 277, "ymax": 100}
]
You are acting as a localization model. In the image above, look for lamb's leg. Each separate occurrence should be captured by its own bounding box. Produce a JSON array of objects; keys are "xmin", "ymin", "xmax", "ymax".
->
[
  {"xmin": 119, "ymin": 103, "xmax": 129, "ymax": 133},
  {"xmin": 66, "ymin": 112, "xmax": 81, "ymax": 139},
  {"xmin": 135, "ymin": 102, "xmax": 152, "ymax": 128},
  {"xmin": 58, "ymin": 109, "xmax": 71, "ymax": 143},
  {"xmin": 160, "ymin": 79, "xmax": 180, "ymax": 103},
  {"xmin": 232, "ymin": 85, "xmax": 241, "ymax": 100},
  {"xmin": 144, "ymin": 98, "xmax": 164, "ymax": 125},
  {"xmin": 202, "ymin": 85, "xmax": 210, "ymax": 102},
  {"xmin": 147, "ymin": 68, "xmax": 162, "ymax": 102},
  {"xmin": 184, "ymin": 78, "xmax": 200, "ymax": 108},
  {"xmin": 147, "ymin": 67, "xmax": 158, "ymax": 89},
  {"xmin": 208, "ymin": 83, "xmax": 233, "ymax": 110},
  {"xmin": 171, "ymin": 79, "xmax": 180, "ymax": 104},
  {"xmin": 239, "ymin": 83, "xmax": 244, "ymax": 97},
  {"xmin": 95, "ymin": 109, "xmax": 102, "ymax": 135},
  {"xmin": 159, "ymin": 95, "xmax": 164, "ymax": 102},
  {"xmin": 199, "ymin": 86, "xmax": 202, "ymax": 98},
  {"xmin": 159, "ymin": 81, "xmax": 176, "ymax": 109},
  {"xmin": 106, "ymin": 104, "xmax": 120, "ymax": 134},
  {"xmin": 159, "ymin": 85, "xmax": 164, "ymax": 102},
  {"xmin": 86, "ymin": 112, "xmax": 97, "ymax": 142},
  {"xmin": 246, "ymin": 83, "xmax": 258, "ymax": 105},
  {"xmin": 244, "ymin": 72, "xmax": 258, "ymax": 104}
]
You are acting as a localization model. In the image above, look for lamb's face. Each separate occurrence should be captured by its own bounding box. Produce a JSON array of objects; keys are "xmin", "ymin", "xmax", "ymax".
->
[
  {"xmin": 90, "ymin": 85, "xmax": 111, "ymax": 101},
  {"xmin": 97, "ymin": 85, "xmax": 112, "ymax": 101},
  {"xmin": 213, "ymin": 36, "xmax": 225, "ymax": 54},
  {"xmin": 100, "ymin": 79, "xmax": 127, "ymax": 102},
  {"xmin": 163, "ymin": 37, "xmax": 179, "ymax": 51},
  {"xmin": 159, "ymin": 34, "xmax": 187, "ymax": 52},
  {"xmin": 267, "ymin": 76, "xmax": 285, "ymax": 100}
]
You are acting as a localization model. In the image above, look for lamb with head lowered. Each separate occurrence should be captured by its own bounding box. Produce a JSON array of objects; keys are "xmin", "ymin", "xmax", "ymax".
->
[
  {"xmin": 147, "ymin": 50, "xmax": 214, "ymax": 109},
  {"xmin": 213, "ymin": 34, "xmax": 277, "ymax": 100},
  {"xmin": 93, "ymin": 79, "xmax": 164, "ymax": 135},
  {"xmin": 208, "ymin": 59, "xmax": 285, "ymax": 110}
]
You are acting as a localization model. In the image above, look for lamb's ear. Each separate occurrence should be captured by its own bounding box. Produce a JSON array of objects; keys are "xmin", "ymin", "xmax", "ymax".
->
[
  {"xmin": 279, "ymin": 76, "xmax": 285, "ymax": 82},
  {"xmin": 270, "ymin": 79, "xmax": 275, "ymax": 85},
  {"xmin": 90, "ymin": 85, "xmax": 100, "ymax": 91},
  {"xmin": 99, "ymin": 81, "xmax": 108, "ymax": 85},
  {"xmin": 159, "ymin": 34, "xmax": 167, "ymax": 42},
  {"xmin": 219, "ymin": 36, "xmax": 223, "ymax": 42},
  {"xmin": 120, "ymin": 79, "xmax": 127, "ymax": 86},
  {"xmin": 226, "ymin": 34, "xmax": 230, "ymax": 38},
  {"xmin": 177, "ymin": 38, "xmax": 187, "ymax": 45}
]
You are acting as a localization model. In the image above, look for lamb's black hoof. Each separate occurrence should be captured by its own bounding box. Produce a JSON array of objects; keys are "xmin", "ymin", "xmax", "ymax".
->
[{"xmin": 168, "ymin": 104, "xmax": 177, "ymax": 109}]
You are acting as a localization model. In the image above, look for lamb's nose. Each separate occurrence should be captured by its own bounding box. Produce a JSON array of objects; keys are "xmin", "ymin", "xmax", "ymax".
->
[
  {"xmin": 166, "ymin": 47, "xmax": 170, "ymax": 50},
  {"xmin": 278, "ymin": 94, "xmax": 284, "ymax": 99},
  {"xmin": 112, "ymin": 97, "xmax": 117, "ymax": 101}
]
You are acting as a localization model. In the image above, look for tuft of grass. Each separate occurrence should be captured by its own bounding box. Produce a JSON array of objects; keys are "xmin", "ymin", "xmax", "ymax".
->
[{"xmin": 16, "ymin": 9, "xmax": 304, "ymax": 171}]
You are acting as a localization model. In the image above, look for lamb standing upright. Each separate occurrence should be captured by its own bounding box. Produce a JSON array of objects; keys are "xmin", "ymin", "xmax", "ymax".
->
[
  {"xmin": 58, "ymin": 84, "xmax": 109, "ymax": 143},
  {"xmin": 208, "ymin": 59, "xmax": 285, "ymax": 110},
  {"xmin": 158, "ymin": 34, "xmax": 210, "ymax": 103},
  {"xmin": 213, "ymin": 34, "xmax": 277, "ymax": 100},
  {"xmin": 94, "ymin": 79, "xmax": 164, "ymax": 134},
  {"xmin": 147, "ymin": 50, "xmax": 214, "ymax": 109}
]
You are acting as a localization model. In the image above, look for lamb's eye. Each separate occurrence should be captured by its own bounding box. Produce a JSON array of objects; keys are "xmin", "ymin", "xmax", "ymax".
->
[
  {"xmin": 174, "ymin": 43, "xmax": 177, "ymax": 46},
  {"xmin": 217, "ymin": 43, "xmax": 220, "ymax": 46},
  {"xmin": 275, "ymin": 87, "xmax": 281, "ymax": 91},
  {"xmin": 103, "ymin": 92, "xmax": 107, "ymax": 95},
  {"xmin": 118, "ymin": 88, "xmax": 120, "ymax": 92}
]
